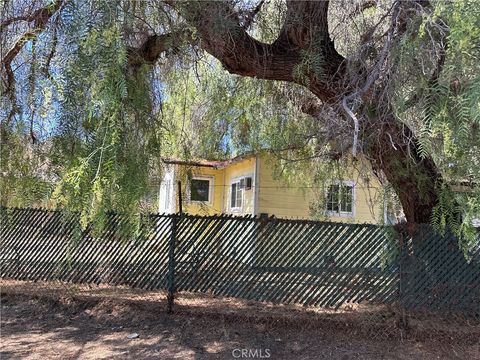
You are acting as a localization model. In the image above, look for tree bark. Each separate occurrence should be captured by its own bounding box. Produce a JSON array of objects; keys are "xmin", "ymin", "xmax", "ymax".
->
[
  {"xmin": 364, "ymin": 118, "xmax": 441, "ymax": 223},
  {"xmin": 173, "ymin": 1, "xmax": 345, "ymax": 101}
]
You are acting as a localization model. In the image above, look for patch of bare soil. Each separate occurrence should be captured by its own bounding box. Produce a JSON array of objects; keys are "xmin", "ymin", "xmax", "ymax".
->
[{"xmin": 1, "ymin": 280, "xmax": 479, "ymax": 359}]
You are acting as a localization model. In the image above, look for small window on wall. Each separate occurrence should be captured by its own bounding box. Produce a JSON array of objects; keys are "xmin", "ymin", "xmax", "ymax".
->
[
  {"xmin": 230, "ymin": 181, "xmax": 243, "ymax": 210},
  {"xmin": 326, "ymin": 181, "xmax": 354, "ymax": 216},
  {"xmin": 190, "ymin": 177, "xmax": 213, "ymax": 204}
]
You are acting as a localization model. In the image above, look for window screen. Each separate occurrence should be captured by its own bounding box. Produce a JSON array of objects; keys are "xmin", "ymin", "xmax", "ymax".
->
[
  {"xmin": 231, "ymin": 182, "xmax": 243, "ymax": 209},
  {"xmin": 190, "ymin": 179, "xmax": 210, "ymax": 202}
]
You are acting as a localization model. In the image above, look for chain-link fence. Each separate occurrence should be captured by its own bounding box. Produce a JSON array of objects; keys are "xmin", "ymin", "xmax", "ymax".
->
[{"xmin": 1, "ymin": 207, "xmax": 479, "ymax": 318}]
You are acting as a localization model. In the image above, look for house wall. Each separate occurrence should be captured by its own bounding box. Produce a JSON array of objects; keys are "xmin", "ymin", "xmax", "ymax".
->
[
  {"xmin": 257, "ymin": 156, "xmax": 310, "ymax": 218},
  {"xmin": 160, "ymin": 154, "xmax": 385, "ymax": 224},
  {"xmin": 257, "ymin": 154, "xmax": 383, "ymax": 224}
]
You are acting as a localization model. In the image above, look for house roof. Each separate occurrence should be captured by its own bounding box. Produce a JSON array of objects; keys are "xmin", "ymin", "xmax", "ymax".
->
[
  {"xmin": 162, "ymin": 152, "xmax": 256, "ymax": 169},
  {"xmin": 161, "ymin": 159, "xmax": 225, "ymax": 168}
]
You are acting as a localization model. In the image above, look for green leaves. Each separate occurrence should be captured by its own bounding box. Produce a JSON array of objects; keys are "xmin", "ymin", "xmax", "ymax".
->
[
  {"xmin": 2, "ymin": 0, "xmax": 479, "ymax": 237},
  {"xmin": 41, "ymin": 4, "xmax": 158, "ymax": 227},
  {"xmin": 391, "ymin": 0, "xmax": 480, "ymax": 237},
  {"xmin": 292, "ymin": 49, "xmax": 324, "ymax": 86}
]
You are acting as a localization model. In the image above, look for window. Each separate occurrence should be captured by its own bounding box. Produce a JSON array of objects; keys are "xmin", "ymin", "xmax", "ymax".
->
[
  {"xmin": 230, "ymin": 180, "xmax": 243, "ymax": 210},
  {"xmin": 230, "ymin": 175, "xmax": 253, "ymax": 211},
  {"xmin": 163, "ymin": 180, "xmax": 171, "ymax": 210},
  {"xmin": 190, "ymin": 177, "xmax": 213, "ymax": 203},
  {"xmin": 326, "ymin": 181, "xmax": 354, "ymax": 216},
  {"xmin": 158, "ymin": 166, "xmax": 174, "ymax": 213}
]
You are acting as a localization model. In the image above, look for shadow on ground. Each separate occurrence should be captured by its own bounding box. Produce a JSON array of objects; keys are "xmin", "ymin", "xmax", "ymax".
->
[{"xmin": 1, "ymin": 281, "xmax": 479, "ymax": 359}]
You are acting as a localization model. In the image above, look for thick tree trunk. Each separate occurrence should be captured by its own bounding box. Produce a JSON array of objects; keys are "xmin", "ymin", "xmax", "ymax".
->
[{"xmin": 364, "ymin": 119, "xmax": 442, "ymax": 223}]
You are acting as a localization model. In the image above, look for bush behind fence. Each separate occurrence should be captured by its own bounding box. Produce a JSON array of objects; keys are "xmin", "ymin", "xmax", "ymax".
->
[{"xmin": 1, "ymin": 208, "xmax": 479, "ymax": 313}]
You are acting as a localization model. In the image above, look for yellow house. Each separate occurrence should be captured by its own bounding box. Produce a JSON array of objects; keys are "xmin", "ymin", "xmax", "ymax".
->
[{"xmin": 158, "ymin": 153, "xmax": 389, "ymax": 224}]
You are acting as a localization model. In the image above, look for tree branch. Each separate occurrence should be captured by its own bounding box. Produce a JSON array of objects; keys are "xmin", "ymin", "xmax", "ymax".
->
[
  {"xmin": 1, "ymin": 0, "xmax": 63, "ymax": 121},
  {"xmin": 127, "ymin": 29, "xmax": 194, "ymax": 70},
  {"xmin": 171, "ymin": 0, "xmax": 345, "ymax": 102},
  {"xmin": 403, "ymin": 18, "xmax": 449, "ymax": 109},
  {"xmin": 241, "ymin": 0, "xmax": 266, "ymax": 29},
  {"xmin": 350, "ymin": 0, "xmax": 377, "ymax": 18},
  {"xmin": 0, "ymin": 1, "xmax": 61, "ymax": 32},
  {"xmin": 341, "ymin": 2, "xmax": 400, "ymax": 157}
]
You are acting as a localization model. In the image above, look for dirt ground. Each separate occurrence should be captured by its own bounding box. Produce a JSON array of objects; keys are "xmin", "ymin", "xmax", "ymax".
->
[{"xmin": 1, "ymin": 280, "xmax": 479, "ymax": 359}]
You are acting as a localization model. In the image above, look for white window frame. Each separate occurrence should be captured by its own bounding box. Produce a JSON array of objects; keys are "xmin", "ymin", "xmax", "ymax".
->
[
  {"xmin": 325, "ymin": 180, "xmax": 355, "ymax": 218},
  {"xmin": 163, "ymin": 179, "xmax": 171, "ymax": 210},
  {"xmin": 158, "ymin": 165, "xmax": 175, "ymax": 214},
  {"xmin": 230, "ymin": 176, "xmax": 245, "ymax": 212},
  {"xmin": 189, "ymin": 175, "xmax": 214, "ymax": 205}
]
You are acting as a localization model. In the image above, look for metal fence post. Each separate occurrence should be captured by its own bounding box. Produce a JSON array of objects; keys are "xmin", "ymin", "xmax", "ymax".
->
[{"xmin": 167, "ymin": 214, "xmax": 177, "ymax": 313}]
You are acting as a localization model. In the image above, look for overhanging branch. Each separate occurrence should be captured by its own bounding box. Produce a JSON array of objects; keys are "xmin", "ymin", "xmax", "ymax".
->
[
  {"xmin": 127, "ymin": 29, "xmax": 195, "ymax": 70},
  {"xmin": 0, "ymin": 0, "xmax": 63, "ymax": 32},
  {"xmin": 1, "ymin": 0, "xmax": 64, "ymax": 122},
  {"xmin": 171, "ymin": 0, "xmax": 345, "ymax": 102}
]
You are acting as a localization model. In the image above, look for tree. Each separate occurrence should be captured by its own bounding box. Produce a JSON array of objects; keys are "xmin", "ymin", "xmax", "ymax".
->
[{"xmin": 1, "ymin": 1, "xmax": 479, "ymax": 234}]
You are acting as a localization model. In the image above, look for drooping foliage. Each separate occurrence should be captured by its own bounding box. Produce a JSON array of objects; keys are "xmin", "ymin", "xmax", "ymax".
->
[
  {"xmin": 2, "ymin": 1, "xmax": 164, "ymax": 224},
  {"xmin": 0, "ymin": 0, "xmax": 479, "ymax": 241},
  {"xmin": 390, "ymin": 0, "xmax": 480, "ymax": 243}
]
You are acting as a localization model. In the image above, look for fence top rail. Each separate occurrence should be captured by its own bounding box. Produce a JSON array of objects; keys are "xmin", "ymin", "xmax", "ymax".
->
[{"xmin": 1, "ymin": 206, "xmax": 388, "ymax": 228}]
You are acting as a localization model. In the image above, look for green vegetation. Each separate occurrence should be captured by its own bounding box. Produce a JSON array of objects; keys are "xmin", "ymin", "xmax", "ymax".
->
[{"xmin": 1, "ymin": 1, "xmax": 478, "ymax": 242}]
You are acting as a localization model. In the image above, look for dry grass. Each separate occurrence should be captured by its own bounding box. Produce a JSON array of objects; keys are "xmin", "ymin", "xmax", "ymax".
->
[
  {"xmin": 2, "ymin": 279, "xmax": 478, "ymax": 340},
  {"xmin": 1, "ymin": 279, "xmax": 479, "ymax": 359}
]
